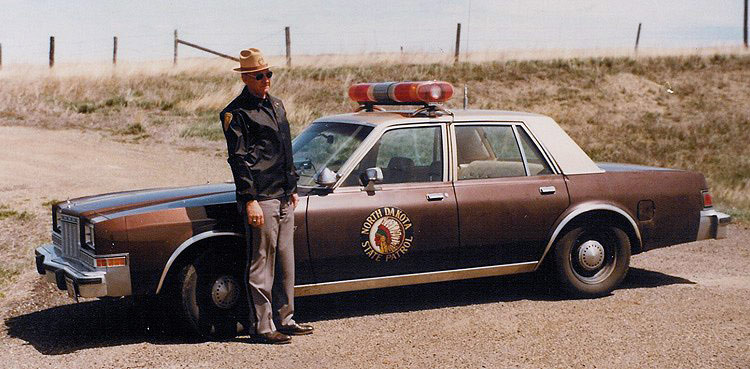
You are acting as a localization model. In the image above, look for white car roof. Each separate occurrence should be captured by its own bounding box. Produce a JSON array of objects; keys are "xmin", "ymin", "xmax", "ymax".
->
[{"xmin": 315, "ymin": 109, "xmax": 604, "ymax": 175}]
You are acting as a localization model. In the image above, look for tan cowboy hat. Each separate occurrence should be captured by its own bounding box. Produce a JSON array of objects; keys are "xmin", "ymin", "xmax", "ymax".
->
[{"xmin": 233, "ymin": 48, "xmax": 272, "ymax": 73}]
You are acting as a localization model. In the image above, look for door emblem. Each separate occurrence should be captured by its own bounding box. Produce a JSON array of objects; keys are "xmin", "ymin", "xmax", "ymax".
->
[{"xmin": 360, "ymin": 207, "xmax": 414, "ymax": 261}]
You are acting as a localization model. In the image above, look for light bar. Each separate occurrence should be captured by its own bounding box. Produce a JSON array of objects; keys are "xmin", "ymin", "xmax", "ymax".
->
[
  {"xmin": 95, "ymin": 256, "xmax": 127, "ymax": 268},
  {"xmin": 348, "ymin": 81, "xmax": 454, "ymax": 105}
]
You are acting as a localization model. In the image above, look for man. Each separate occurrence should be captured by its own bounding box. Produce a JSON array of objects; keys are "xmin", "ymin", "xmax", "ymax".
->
[{"xmin": 220, "ymin": 48, "xmax": 313, "ymax": 345}]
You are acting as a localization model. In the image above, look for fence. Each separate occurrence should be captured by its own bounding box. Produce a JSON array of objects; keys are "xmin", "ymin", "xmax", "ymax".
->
[{"xmin": 1, "ymin": 12, "xmax": 748, "ymax": 69}]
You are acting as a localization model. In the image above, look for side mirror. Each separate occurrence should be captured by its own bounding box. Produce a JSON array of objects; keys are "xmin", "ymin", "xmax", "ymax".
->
[
  {"xmin": 359, "ymin": 167, "xmax": 383, "ymax": 192},
  {"xmin": 314, "ymin": 167, "xmax": 338, "ymax": 187}
]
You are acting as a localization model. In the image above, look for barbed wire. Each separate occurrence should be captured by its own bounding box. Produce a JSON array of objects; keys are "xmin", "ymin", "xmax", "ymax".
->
[{"xmin": 0, "ymin": 23, "xmax": 745, "ymax": 66}]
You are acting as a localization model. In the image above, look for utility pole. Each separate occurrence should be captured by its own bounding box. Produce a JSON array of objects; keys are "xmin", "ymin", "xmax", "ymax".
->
[
  {"xmin": 744, "ymin": 0, "xmax": 748, "ymax": 48},
  {"xmin": 173, "ymin": 29, "xmax": 178, "ymax": 65},
  {"xmin": 0, "ymin": 43, "xmax": 3, "ymax": 70},
  {"xmin": 285, "ymin": 26, "xmax": 291, "ymax": 67},
  {"xmin": 49, "ymin": 36, "xmax": 55, "ymax": 68},
  {"xmin": 113, "ymin": 36, "xmax": 118, "ymax": 65},
  {"xmin": 454, "ymin": 23, "xmax": 461, "ymax": 64}
]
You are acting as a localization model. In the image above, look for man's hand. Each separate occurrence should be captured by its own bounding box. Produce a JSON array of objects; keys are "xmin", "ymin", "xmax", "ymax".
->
[
  {"xmin": 291, "ymin": 193, "xmax": 299, "ymax": 209},
  {"xmin": 246, "ymin": 200, "xmax": 264, "ymax": 228}
]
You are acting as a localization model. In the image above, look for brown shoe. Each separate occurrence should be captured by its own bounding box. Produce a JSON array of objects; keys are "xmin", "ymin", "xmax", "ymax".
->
[
  {"xmin": 278, "ymin": 323, "xmax": 314, "ymax": 336},
  {"xmin": 255, "ymin": 331, "xmax": 292, "ymax": 345}
]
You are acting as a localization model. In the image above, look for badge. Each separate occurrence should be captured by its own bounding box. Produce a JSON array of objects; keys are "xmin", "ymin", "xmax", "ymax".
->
[
  {"xmin": 360, "ymin": 207, "xmax": 414, "ymax": 261},
  {"xmin": 223, "ymin": 112, "xmax": 233, "ymax": 131}
]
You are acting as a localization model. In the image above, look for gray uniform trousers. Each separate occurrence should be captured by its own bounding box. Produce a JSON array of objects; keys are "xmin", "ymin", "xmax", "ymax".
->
[{"xmin": 242, "ymin": 198, "xmax": 296, "ymax": 334}]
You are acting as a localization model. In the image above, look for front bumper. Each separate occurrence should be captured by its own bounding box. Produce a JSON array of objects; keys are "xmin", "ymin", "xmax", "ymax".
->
[
  {"xmin": 35, "ymin": 243, "xmax": 132, "ymax": 299},
  {"xmin": 696, "ymin": 209, "xmax": 731, "ymax": 240}
]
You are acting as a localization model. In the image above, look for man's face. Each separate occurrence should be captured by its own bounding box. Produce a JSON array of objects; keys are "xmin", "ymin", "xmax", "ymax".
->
[{"xmin": 241, "ymin": 69, "xmax": 272, "ymax": 98}]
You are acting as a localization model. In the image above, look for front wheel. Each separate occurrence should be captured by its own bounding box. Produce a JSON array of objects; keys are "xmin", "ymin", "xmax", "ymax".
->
[
  {"xmin": 552, "ymin": 226, "xmax": 631, "ymax": 298},
  {"xmin": 177, "ymin": 250, "xmax": 249, "ymax": 339}
]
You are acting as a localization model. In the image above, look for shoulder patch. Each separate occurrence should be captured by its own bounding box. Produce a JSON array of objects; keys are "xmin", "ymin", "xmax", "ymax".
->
[{"xmin": 223, "ymin": 112, "xmax": 233, "ymax": 131}]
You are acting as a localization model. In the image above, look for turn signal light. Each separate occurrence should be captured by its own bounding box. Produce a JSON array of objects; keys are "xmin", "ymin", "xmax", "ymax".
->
[
  {"xmin": 702, "ymin": 191, "xmax": 713, "ymax": 208},
  {"xmin": 348, "ymin": 81, "xmax": 454, "ymax": 104},
  {"xmin": 95, "ymin": 256, "xmax": 127, "ymax": 268}
]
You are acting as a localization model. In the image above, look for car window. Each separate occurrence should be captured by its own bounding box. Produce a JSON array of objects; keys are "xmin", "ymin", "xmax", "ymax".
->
[
  {"xmin": 517, "ymin": 128, "xmax": 553, "ymax": 175},
  {"xmin": 293, "ymin": 122, "xmax": 373, "ymax": 187},
  {"xmin": 455, "ymin": 125, "xmax": 526, "ymax": 179},
  {"xmin": 343, "ymin": 126, "xmax": 443, "ymax": 186}
]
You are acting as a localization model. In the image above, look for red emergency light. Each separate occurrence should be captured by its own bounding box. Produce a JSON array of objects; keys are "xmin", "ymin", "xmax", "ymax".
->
[{"xmin": 348, "ymin": 81, "xmax": 454, "ymax": 105}]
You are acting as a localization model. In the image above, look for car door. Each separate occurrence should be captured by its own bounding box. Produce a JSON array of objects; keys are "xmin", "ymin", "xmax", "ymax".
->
[
  {"xmin": 451, "ymin": 123, "xmax": 570, "ymax": 267},
  {"xmin": 306, "ymin": 124, "xmax": 459, "ymax": 282}
]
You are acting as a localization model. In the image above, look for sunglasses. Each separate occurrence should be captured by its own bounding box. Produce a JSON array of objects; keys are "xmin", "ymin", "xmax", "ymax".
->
[{"xmin": 249, "ymin": 71, "xmax": 273, "ymax": 81}]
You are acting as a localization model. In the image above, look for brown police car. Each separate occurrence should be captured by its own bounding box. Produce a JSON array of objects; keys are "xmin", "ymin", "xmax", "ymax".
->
[{"xmin": 35, "ymin": 81, "xmax": 730, "ymax": 337}]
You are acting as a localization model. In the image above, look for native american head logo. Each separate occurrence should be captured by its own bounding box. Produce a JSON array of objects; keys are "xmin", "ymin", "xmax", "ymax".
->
[{"xmin": 360, "ymin": 207, "xmax": 414, "ymax": 262}]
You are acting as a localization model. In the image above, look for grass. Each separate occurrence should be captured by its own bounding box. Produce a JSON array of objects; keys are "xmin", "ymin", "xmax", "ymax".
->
[
  {"xmin": 41, "ymin": 199, "xmax": 61, "ymax": 207},
  {"xmin": 0, "ymin": 207, "xmax": 17, "ymax": 220},
  {"xmin": 0, "ymin": 266, "xmax": 19, "ymax": 289},
  {"xmin": 1, "ymin": 52, "xmax": 749, "ymax": 220},
  {"xmin": 0, "ymin": 205, "xmax": 35, "ymax": 221}
]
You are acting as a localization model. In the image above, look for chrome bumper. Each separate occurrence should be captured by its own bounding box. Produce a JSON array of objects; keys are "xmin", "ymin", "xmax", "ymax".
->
[
  {"xmin": 696, "ymin": 209, "xmax": 731, "ymax": 240},
  {"xmin": 35, "ymin": 243, "xmax": 132, "ymax": 300}
]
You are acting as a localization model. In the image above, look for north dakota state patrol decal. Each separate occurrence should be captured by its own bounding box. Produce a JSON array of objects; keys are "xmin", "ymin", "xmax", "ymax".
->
[{"xmin": 360, "ymin": 207, "xmax": 414, "ymax": 261}]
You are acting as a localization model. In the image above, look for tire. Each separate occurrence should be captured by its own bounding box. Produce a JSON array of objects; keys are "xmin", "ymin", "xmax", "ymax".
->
[
  {"xmin": 177, "ymin": 249, "xmax": 249, "ymax": 339},
  {"xmin": 552, "ymin": 225, "xmax": 631, "ymax": 298}
]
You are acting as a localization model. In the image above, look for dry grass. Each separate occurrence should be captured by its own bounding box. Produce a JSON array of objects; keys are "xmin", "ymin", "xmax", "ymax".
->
[{"xmin": 1, "ymin": 52, "xmax": 749, "ymax": 220}]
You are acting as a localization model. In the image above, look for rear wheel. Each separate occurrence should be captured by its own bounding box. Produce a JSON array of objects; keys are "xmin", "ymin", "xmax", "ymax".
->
[
  {"xmin": 177, "ymin": 249, "xmax": 249, "ymax": 339},
  {"xmin": 553, "ymin": 225, "xmax": 630, "ymax": 297}
]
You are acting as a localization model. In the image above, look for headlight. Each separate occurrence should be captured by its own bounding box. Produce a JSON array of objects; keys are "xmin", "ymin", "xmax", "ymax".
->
[
  {"xmin": 53, "ymin": 208, "xmax": 62, "ymax": 233},
  {"xmin": 84, "ymin": 223, "xmax": 95, "ymax": 249}
]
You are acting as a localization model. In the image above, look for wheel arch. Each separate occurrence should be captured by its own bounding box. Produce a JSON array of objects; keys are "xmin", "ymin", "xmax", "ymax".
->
[
  {"xmin": 536, "ymin": 203, "xmax": 641, "ymax": 270},
  {"xmin": 155, "ymin": 231, "xmax": 244, "ymax": 294}
]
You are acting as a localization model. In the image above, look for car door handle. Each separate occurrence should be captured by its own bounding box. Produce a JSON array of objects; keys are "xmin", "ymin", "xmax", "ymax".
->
[
  {"xmin": 426, "ymin": 193, "xmax": 445, "ymax": 201},
  {"xmin": 539, "ymin": 186, "xmax": 556, "ymax": 195}
]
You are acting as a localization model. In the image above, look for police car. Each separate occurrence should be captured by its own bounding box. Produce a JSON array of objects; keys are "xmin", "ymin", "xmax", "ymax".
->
[{"xmin": 35, "ymin": 80, "xmax": 730, "ymax": 337}]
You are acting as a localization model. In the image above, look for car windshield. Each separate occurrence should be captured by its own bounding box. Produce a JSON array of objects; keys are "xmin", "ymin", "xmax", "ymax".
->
[{"xmin": 292, "ymin": 122, "xmax": 373, "ymax": 187}]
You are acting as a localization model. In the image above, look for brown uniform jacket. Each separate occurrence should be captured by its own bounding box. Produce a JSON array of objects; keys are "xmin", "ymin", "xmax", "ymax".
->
[{"xmin": 220, "ymin": 88, "xmax": 298, "ymax": 203}]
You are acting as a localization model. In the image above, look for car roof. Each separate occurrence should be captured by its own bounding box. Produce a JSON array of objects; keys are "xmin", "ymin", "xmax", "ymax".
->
[
  {"xmin": 314, "ymin": 109, "xmax": 547, "ymax": 126},
  {"xmin": 314, "ymin": 108, "xmax": 603, "ymax": 175}
]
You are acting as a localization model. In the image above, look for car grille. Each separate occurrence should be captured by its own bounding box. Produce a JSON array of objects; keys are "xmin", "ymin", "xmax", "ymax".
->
[{"xmin": 55, "ymin": 214, "xmax": 87, "ymax": 262}]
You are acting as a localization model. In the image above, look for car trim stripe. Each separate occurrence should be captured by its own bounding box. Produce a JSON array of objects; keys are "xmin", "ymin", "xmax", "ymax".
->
[
  {"xmin": 155, "ymin": 230, "xmax": 243, "ymax": 294},
  {"xmin": 534, "ymin": 203, "xmax": 642, "ymax": 271},
  {"xmin": 294, "ymin": 261, "xmax": 538, "ymax": 297}
]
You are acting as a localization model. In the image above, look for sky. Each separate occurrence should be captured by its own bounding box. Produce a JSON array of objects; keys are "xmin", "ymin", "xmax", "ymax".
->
[{"xmin": 0, "ymin": 0, "xmax": 745, "ymax": 65}]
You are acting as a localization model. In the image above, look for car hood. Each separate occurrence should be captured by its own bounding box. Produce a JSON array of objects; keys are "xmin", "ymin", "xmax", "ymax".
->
[{"xmin": 59, "ymin": 183, "xmax": 238, "ymax": 219}]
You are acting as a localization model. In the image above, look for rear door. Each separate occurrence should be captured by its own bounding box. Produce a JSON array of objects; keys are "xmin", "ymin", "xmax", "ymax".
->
[
  {"xmin": 451, "ymin": 123, "xmax": 569, "ymax": 267},
  {"xmin": 306, "ymin": 123, "xmax": 460, "ymax": 282}
]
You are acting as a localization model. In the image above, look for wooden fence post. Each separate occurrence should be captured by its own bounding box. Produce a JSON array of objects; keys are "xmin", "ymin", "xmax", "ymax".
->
[
  {"xmin": 173, "ymin": 29, "xmax": 178, "ymax": 65},
  {"xmin": 634, "ymin": 23, "xmax": 642, "ymax": 53},
  {"xmin": 285, "ymin": 26, "xmax": 291, "ymax": 67},
  {"xmin": 744, "ymin": 0, "xmax": 748, "ymax": 48},
  {"xmin": 454, "ymin": 23, "xmax": 461, "ymax": 64},
  {"xmin": 113, "ymin": 36, "xmax": 118, "ymax": 65},
  {"xmin": 49, "ymin": 36, "xmax": 55, "ymax": 68}
]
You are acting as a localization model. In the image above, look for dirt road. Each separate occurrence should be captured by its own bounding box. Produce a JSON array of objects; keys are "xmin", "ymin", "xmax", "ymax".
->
[{"xmin": 0, "ymin": 127, "xmax": 748, "ymax": 368}]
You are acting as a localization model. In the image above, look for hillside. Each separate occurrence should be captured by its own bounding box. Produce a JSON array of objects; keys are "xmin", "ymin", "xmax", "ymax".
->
[{"xmin": 1, "ymin": 55, "xmax": 748, "ymax": 220}]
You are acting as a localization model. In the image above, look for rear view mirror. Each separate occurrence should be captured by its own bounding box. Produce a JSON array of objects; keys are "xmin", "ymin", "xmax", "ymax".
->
[
  {"xmin": 360, "ymin": 167, "xmax": 383, "ymax": 192},
  {"xmin": 314, "ymin": 167, "xmax": 338, "ymax": 187}
]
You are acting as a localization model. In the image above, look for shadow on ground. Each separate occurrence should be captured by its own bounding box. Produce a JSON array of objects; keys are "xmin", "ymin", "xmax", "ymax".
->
[{"xmin": 4, "ymin": 267, "xmax": 693, "ymax": 354}]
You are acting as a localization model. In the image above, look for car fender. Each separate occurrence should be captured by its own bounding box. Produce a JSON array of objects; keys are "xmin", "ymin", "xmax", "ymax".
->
[
  {"xmin": 155, "ymin": 230, "xmax": 243, "ymax": 294},
  {"xmin": 535, "ymin": 202, "xmax": 642, "ymax": 270}
]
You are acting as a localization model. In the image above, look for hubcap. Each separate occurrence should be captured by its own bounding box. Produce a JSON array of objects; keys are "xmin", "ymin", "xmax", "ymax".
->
[
  {"xmin": 578, "ymin": 240, "xmax": 605, "ymax": 271},
  {"xmin": 211, "ymin": 275, "xmax": 239, "ymax": 309}
]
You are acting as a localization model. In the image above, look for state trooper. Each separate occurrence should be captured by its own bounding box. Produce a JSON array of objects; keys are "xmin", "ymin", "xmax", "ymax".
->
[{"xmin": 220, "ymin": 48, "xmax": 313, "ymax": 345}]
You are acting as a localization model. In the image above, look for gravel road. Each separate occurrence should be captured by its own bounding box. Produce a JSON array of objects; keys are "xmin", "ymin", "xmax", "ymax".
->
[{"xmin": 1, "ymin": 127, "xmax": 748, "ymax": 368}]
